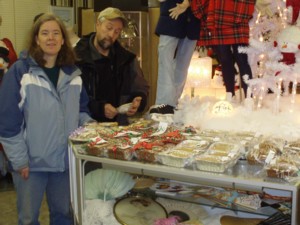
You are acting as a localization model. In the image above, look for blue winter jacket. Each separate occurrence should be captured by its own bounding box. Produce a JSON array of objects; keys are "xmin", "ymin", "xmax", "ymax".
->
[{"xmin": 0, "ymin": 55, "xmax": 92, "ymax": 172}]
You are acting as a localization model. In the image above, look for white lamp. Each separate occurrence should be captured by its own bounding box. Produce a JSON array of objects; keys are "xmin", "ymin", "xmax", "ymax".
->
[{"xmin": 185, "ymin": 56, "xmax": 213, "ymax": 97}]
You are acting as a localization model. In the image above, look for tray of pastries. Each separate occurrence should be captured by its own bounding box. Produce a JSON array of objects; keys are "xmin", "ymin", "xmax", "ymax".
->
[
  {"xmin": 157, "ymin": 140, "xmax": 211, "ymax": 168},
  {"xmin": 194, "ymin": 142, "xmax": 241, "ymax": 173}
]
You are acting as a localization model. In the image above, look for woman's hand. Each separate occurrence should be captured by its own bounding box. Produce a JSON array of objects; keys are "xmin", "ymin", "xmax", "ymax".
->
[{"xmin": 19, "ymin": 167, "xmax": 29, "ymax": 180}]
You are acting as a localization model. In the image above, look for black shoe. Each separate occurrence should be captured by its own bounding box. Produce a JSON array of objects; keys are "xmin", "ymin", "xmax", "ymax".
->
[{"xmin": 149, "ymin": 104, "xmax": 175, "ymax": 115}]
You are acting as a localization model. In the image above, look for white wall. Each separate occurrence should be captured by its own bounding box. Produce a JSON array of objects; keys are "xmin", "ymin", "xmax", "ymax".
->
[{"xmin": 0, "ymin": 0, "xmax": 50, "ymax": 55}]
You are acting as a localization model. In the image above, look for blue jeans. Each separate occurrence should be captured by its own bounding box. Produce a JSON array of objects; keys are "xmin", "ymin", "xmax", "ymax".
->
[
  {"xmin": 156, "ymin": 35, "xmax": 197, "ymax": 107},
  {"xmin": 12, "ymin": 171, "xmax": 73, "ymax": 225}
]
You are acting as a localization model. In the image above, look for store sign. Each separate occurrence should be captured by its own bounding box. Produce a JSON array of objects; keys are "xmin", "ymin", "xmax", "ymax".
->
[{"xmin": 212, "ymin": 100, "xmax": 233, "ymax": 116}]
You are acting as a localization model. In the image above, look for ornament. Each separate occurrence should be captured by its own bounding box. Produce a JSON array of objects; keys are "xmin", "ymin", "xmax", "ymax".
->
[
  {"xmin": 274, "ymin": 26, "xmax": 300, "ymax": 65},
  {"xmin": 211, "ymin": 65, "xmax": 223, "ymax": 88}
]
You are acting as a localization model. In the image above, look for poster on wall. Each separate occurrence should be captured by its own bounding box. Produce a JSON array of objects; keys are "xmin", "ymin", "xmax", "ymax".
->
[{"xmin": 50, "ymin": 6, "xmax": 74, "ymax": 27}]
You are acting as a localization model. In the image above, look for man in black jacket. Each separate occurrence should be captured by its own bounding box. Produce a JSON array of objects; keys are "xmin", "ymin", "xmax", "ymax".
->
[{"xmin": 75, "ymin": 7, "xmax": 149, "ymax": 124}]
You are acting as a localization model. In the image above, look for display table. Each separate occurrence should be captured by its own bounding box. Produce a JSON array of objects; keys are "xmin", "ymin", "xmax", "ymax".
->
[{"xmin": 68, "ymin": 142, "xmax": 300, "ymax": 225}]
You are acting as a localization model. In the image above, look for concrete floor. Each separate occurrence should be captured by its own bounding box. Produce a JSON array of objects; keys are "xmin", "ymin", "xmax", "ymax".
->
[{"xmin": 0, "ymin": 174, "xmax": 49, "ymax": 225}]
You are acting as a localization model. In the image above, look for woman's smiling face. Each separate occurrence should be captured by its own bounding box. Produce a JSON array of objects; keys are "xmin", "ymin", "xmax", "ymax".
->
[{"xmin": 36, "ymin": 20, "xmax": 64, "ymax": 58}]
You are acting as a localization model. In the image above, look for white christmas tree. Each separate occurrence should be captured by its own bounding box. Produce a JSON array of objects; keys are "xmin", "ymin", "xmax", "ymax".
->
[{"xmin": 240, "ymin": 0, "xmax": 300, "ymax": 113}]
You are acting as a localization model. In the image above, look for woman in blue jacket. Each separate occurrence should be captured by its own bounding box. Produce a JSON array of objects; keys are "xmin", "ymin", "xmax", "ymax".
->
[{"xmin": 0, "ymin": 14, "xmax": 92, "ymax": 225}]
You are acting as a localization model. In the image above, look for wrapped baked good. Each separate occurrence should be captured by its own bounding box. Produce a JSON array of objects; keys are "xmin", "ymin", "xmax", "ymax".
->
[
  {"xmin": 194, "ymin": 142, "xmax": 241, "ymax": 173},
  {"xmin": 128, "ymin": 118, "xmax": 155, "ymax": 130},
  {"xmin": 194, "ymin": 154, "xmax": 240, "ymax": 173},
  {"xmin": 107, "ymin": 146, "xmax": 134, "ymax": 161},
  {"xmin": 173, "ymin": 140, "xmax": 210, "ymax": 153},
  {"xmin": 135, "ymin": 146, "xmax": 167, "ymax": 163},
  {"xmin": 225, "ymin": 131, "xmax": 259, "ymax": 157},
  {"xmin": 84, "ymin": 122, "xmax": 118, "ymax": 129},
  {"xmin": 282, "ymin": 146, "xmax": 300, "ymax": 166},
  {"xmin": 208, "ymin": 142, "xmax": 239, "ymax": 152},
  {"xmin": 156, "ymin": 139, "xmax": 212, "ymax": 168},
  {"xmin": 265, "ymin": 156, "xmax": 299, "ymax": 178},
  {"xmin": 246, "ymin": 138, "xmax": 284, "ymax": 165},
  {"xmin": 234, "ymin": 194, "xmax": 262, "ymax": 210},
  {"xmin": 199, "ymin": 129, "xmax": 227, "ymax": 139},
  {"xmin": 96, "ymin": 126, "xmax": 120, "ymax": 138},
  {"xmin": 85, "ymin": 135, "xmax": 134, "ymax": 160},
  {"xmin": 158, "ymin": 149, "xmax": 194, "ymax": 168},
  {"xmin": 284, "ymin": 139, "xmax": 300, "ymax": 151},
  {"xmin": 69, "ymin": 127, "xmax": 99, "ymax": 142},
  {"xmin": 133, "ymin": 140, "xmax": 168, "ymax": 163},
  {"xmin": 160, "ymin": 130, "xmax": 186, "ymax": 145},
  {"xmin": 86, "ymin": 137, "xmax": 126, "ymax": 158},
  {"xmin": 86, "ymin": 143, "xmax": 109, "ymax": 157},
  {"xmin": 259, "ymin": 138, "xmax": 285, "ymax": 151}
]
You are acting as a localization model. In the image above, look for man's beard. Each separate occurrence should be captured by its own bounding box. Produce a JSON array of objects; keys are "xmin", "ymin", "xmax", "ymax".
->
[{"xmin": 97, "ymin": 38, "xmax": 113, "ymax": 51}]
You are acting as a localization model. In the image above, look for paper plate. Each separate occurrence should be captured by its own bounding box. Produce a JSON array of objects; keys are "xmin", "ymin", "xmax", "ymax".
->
[
  {"xmin": 113, "ymin": 196, "xmax": 167, "ymax": 225},
  {"xmin": 69, "ymin": 127, "xmax": 98, "ymax": 142},
  {"xmin": 85, "ymin": 122, "xmax": 118, "ymax": 129}
]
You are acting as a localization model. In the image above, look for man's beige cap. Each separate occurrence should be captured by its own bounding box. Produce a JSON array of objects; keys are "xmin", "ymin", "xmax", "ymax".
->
[{"xmin": 97, "ymin": 7, "xmax": 127, "ymax": 26}]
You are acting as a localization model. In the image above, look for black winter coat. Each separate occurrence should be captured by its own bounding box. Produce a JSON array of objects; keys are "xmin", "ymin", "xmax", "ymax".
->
[{"xmin": 75, "ymin": 33, "xmax": 149, "ymax": 123}]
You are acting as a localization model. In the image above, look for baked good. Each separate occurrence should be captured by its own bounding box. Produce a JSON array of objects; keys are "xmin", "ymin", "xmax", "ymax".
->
[
  {"xmin": 247, "ymin": 139, "xmax": 283, "ymax": 165},
  {"xmin": 194, "ymin": 142, "xmax": 240, "ymax": 173},
  {"xmin": 160, "ymin": 130, "xmax": 186, "ymax": 144},
  {"xmin": 96, "ymin": 126, "xmax": 120, "ymax": 138},
  {"xmin": 107, "ymin": 147, "xmax": 134, "ymax": 161},
  {"xmin": 86, "ymin": 143, "xmax": 109, "ymax": 157},
  {"xmin": 69, "ymin": 127, "xmax": 99, "ymax": 142},
  {"xmin": 173, "ymin": 140, "xmax": 210, "ymax": 153},
  {"xmin": 135, "ymin": 145, "xmax": 167, "ymax": 163},
  {"xmin": 266, "ymin": 162, "xmax": 298, "ymax": 178},
  {"xmin": 84, "ymin": 122, "xmax": 118, "ymax": 128},
  {"xmin": 194, "ymin": 154, "xmax": 239, "ymax": 173},
  {"xmin": 158, "ymin": 150, "xmax": 194, "ymax": 168},
  {"xmin": 285, "ymin": 140, "xmax": 300, "ymax": 150},
  {"xmin": 128, "ymin": 118, "xmax": 154, "ymax": 130}
]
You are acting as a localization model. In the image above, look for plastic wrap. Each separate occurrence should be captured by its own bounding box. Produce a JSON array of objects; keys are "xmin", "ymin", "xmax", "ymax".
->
[{"xmin": 194, "ymin": 142, "xmax": 241, "ymax": 173}]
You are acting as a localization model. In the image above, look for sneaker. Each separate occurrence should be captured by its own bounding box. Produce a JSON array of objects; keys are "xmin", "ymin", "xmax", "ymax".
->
[{"xmin": 149, "ymin": 104, "xmax": 175, "ymax": 115}]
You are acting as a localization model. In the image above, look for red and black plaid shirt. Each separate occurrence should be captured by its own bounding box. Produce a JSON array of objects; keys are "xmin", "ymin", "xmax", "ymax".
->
[{"xmin": 191, "ymin": 0, "xmax": 255, "ymax": 46}]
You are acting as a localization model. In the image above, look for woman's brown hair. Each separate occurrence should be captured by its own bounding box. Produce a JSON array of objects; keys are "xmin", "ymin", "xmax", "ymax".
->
[{"xmin": 27, "ymin": 13, "xmax": 76, "ymax": 67}]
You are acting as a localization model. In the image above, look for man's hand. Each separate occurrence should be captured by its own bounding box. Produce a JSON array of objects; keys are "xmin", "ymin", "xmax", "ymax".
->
[
  {"xmin": 104, "ymin": 103, "xmax": 118, "ymax": 119},
  {"xmin": 127, "ymin": 97, "xmax": 142, "ymax": 116},
  {"xmin": 169, "ymin": 0, "xmax": 190, "ymax": 20},
  {"xmin": 19, "ymin": 167, "xmax": 29, "ymax": 180}
]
